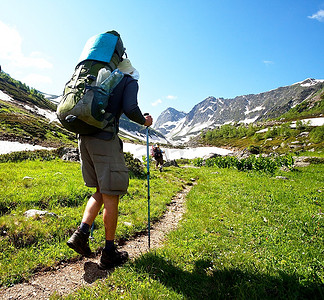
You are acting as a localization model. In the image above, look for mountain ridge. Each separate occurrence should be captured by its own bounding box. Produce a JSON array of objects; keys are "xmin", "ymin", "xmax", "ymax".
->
[{"xmin": 154, "ymin": 78, "xmax": 324, "ymax": 144}]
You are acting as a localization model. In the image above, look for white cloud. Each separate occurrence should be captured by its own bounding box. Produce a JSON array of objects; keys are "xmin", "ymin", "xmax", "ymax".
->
[
  {"xmin": 0, "ymin": 20, "xmax": 52, "ymax": 69},
  {"xmin": 263, "ymin": 60, "xmax": 274, "ymax": 65},
  {"xmin": 308, "ymin": 10, "xmax": 324, "ymax": 22},
  {"xmin": 152, "ymin": 99, "xmax": 162, "ymax": 106},
  {"xmin": 151, "ymin": 95, "xmax": 177, "ymax": 107}
]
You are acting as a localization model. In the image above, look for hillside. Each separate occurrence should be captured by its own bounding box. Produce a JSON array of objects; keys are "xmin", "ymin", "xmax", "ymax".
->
[
  {"xmin": 0, "ymin": 72, "xmax": 76, "ymax": 148},
  {"xmin": 0, "ymin": 71, "xmax": 167, "ymax": 149},
  {"xmin": 154, "ymin": 79, "xmax": 324, "ymax": 144}
]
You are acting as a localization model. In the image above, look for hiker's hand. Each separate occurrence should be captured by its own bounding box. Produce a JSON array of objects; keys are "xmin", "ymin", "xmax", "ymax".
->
[{"xmin": 144, "ymin": 114, "xmax": 153, "ymax": 127}]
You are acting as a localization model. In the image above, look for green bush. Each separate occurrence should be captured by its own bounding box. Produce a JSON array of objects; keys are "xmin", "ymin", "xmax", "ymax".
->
[
  {"xmin": 0, "ymin": 149, "xmax": 61, "ymax": 163},
  {"xmin": 309, "ymin": 125, "xmax": 324, "ymax": 144},
  {"xmin": 194, "ymin": 154, "xmax": 294, "ymax": 174},
  {"xmin": 124, "ymin": 152, "xmax": 145, "ymax": 178},
  {"xmin": 247, "ymin": 145, "xmax": 260, "ymax": 154}
]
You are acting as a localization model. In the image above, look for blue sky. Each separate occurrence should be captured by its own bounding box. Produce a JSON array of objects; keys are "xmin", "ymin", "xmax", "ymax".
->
[{"xmin": 0, "ymin": 0, "xmax": 324, "ymax": 121}]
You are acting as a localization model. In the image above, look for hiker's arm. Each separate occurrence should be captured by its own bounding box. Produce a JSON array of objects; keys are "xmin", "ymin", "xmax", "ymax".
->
[{"xmin": 123, "ymin": 80, "xmax": 146, "ymax": 125}]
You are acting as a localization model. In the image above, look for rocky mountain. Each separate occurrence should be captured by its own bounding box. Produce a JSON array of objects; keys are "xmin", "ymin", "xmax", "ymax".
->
[
  {"xmin": 153, "ymin": 107, "xmax": 187, "ymax": 136},
  {"xmin": 154, "ymin": 78, "xmax": 324, "ymax": 144}
]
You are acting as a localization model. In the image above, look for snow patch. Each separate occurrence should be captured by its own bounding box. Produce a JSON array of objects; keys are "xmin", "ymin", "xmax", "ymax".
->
[
  {"xmin": 199, "ymin": 106, "xmax": 216, "ymax": 114},
  {"xmin": 0, "ymin": 90, "xmax": 14, "ymax": 102},
  {"xmin": 291, "ymin": 117, "xmax": 324, "ymax": 127},
  {"xmin": 123, "ymin": 143, "xmax": 232, "ymax": 160},
  {"xmin": 0, "ymin": 141, "xmax": 54, "ymax": 155},
  {"xmin": 293, "ymin": 78, "xmax": 324, "ymax": 87},
  {"xmin": 23, "ymin": 104, "xmax": 58, "ymax": 123},
  {"xmin": 244, "ymin": 106, "xmax": 264, "ymax": 115},
  {"xmin": 240, "ymin": 116, "xmax": 259, "ymax": 124}
]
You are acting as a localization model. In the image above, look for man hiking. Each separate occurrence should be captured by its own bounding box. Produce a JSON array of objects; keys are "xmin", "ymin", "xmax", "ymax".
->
[
  {"xmin": 152, "ymin": 144, "xmax": 164, "ymax": 171},
  {"xmin": 67, "ymin": 53, "xmax": 153, "ymax": 269}
]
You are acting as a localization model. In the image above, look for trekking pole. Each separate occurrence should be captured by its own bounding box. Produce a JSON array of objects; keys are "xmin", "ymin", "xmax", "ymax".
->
[{"xmin": 144, "ymin": 113, "xmax": 151, "ymax": 249}]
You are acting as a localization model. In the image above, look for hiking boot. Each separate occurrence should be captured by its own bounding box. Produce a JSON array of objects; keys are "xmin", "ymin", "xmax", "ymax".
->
[
  {"xmin": 98, "ymin": 246, "xmax": 129, "ymax": 269},
  {"xmin": 67, "ymin": 228, "xmax": 92, "ymax": 257}
]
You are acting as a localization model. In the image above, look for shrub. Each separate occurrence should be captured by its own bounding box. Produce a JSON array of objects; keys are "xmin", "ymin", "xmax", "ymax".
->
[
  {"xmin": 193, "ymin": 154, "xmax": 294, "ymax": 174},
  {"xmin": 247, "ymin": 145, "xmax": 260, "ymax": 154},
  {"xmin": 124, "ymin": 152, "xmax": 145, "ymax": 178},
  {"xmin": 309, "ymin": 125, "xmax": 324, "ymax": 144},
  {"xmin": 0, "ymin": 149, "xmax": 61, "ymax": 163}
]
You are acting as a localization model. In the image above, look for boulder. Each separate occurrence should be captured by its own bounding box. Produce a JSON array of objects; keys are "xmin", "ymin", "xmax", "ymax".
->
[
  {"xmin": 163, "ymin": 160, "xmax": 179, "ymax": 167},
  {"xmin": 60, "ymin": 148, "xmax": 80, "ymax": 162},
  {"xmin": 24, "ymin": 209, "xmax": 57, "ymax": 218}
]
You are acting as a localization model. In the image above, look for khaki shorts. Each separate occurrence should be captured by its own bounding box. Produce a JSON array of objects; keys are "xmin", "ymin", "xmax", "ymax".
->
[{"xmin": 78, "ymin": 135, "xmax": 129, "ymax": 195}]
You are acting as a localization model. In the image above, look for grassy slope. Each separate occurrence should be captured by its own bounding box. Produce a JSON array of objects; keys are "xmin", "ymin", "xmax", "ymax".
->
[
  {"xmin": 0, "ymin": 160, "xmax": 192, "ymax": 286},
  {"xmin": 0, "ymin": 159, "xmax": 323, "ymax": 298},
  {"xmin": 61, "ymin": 164, "xmax": 324, "ymax": 299},
  {"xmin": 0, "ymin": 72, "xmax": 77, "ymax": 147}
]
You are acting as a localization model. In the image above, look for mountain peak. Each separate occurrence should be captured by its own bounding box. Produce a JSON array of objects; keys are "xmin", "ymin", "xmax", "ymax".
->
[
  {"xmin": 294, "ymin": 78, "xmax": 324, "ymax": 87},
  {"xmin": 154, "ymin": 79, "xmax": 324, "ymax": 145},
  {"xmin": 153, "ymin": 107, "xmax": 187, "ymax": 135}
]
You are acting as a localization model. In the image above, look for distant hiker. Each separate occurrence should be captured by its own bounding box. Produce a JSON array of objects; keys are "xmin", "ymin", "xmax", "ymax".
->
[
  {"xmin": 151, "ymin": 144, "xmax": 164, "ymax": 171},
  {"xmin": 67, "ymin": 31, "xmax": 153, "ymax": 270}
]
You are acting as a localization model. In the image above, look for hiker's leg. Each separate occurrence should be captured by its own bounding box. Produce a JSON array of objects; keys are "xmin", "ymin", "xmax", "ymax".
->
[
  {"xmin": 99, "ymin": 193, "xmax": 128, "ymax": 269},
  {"xmin": 102, "ymin": 194, "xmax": 119, "ymax": 240},
  {"xmin": 67, "ymin": 188, "xmax": 102, "ymax": 257},
  {"xmin": 81, "ymin": 187, "xmax": 103, "ymax": 226}
]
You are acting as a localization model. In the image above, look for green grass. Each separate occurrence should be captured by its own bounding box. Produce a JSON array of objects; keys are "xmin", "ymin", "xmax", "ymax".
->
[
  {"xmin": 0, "ymin": 160, "xmax": 191, "ymax": 286},
  {"xmin": 53, "ymin": 163, "xmax": 324, "ymax": 299},
  {"xmin": 1, "ymin": 158, "xmax": 323, "ymax": 299}
]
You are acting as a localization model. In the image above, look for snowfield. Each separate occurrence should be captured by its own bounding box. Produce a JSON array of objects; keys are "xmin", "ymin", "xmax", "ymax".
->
[
  {"xmin": 0, "ymin": 140, "xmax": 232, "ymax": 160},
  {"xmin": 0, "ymin": 141, "xmax": 54, "ymax": 155},
  {"xmin": 123, "ymin": 143, "xmax": 232, "ymax": 160}
]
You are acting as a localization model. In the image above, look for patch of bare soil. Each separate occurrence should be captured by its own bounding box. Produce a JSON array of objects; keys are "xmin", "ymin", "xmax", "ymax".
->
[{"xmin": 0, "ymin": 182, "xmax": 194, "ymax": 300}]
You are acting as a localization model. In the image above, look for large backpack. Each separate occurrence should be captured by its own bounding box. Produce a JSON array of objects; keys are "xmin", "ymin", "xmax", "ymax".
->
[
  {"xmin": 151, "ymin": 146, "xmax": 162, "ymax": 159},
  {"xmin": 56, "ymin": 30, "xmax": 125, "ymax": 135}
]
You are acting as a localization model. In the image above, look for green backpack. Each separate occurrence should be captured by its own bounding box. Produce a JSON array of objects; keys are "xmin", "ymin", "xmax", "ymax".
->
[{"xmin": 56, "ymin": 30, "xmax": 125, "ymax": 135}]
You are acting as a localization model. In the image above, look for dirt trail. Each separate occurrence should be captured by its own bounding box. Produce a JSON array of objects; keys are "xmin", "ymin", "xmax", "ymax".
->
[{"xmin": 0, "ymin": 183, "xmax": 194, "ymax": 300}]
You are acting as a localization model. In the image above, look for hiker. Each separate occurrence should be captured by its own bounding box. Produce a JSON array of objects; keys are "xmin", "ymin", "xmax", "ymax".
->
[
  {"xmin": 67, "ymin": 54, "xmax": 153, "ymax": 269},
  {"xmin": 152, "ymin": 144, "xmax": 164, "ymax": 171}
]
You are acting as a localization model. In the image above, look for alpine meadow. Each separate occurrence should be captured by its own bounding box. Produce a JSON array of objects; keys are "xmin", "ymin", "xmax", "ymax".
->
[
  {"xmin": 0, "ymin": 69, "xmax": 323, "ymax": 299},
  {"xmin": 1, "ymin": 1, "xmax": 324, "ymax": 295}
]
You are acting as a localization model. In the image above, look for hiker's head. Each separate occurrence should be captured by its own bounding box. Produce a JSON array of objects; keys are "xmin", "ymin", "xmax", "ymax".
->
[
  {"xmin": 118, "ymin": 58, "xmax": 139, "ymax": 80},
  {"xmin": 118, "ymin": 59, "xmax": 135, "ymax": 73}
]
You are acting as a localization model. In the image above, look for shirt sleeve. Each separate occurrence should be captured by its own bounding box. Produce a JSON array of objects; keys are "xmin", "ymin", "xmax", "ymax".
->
[{"xmin": 122, "ymin": 79, "xmax": 146, "ymax": 125}]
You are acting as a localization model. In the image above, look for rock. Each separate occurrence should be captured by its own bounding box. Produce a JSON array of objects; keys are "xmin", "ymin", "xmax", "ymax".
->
[
  {"xmin": 275, "ymin": 176, "xmax": 289, "ymax": 180},
  {"xmin": 293, "ymin": 156, "xmax": 310, "ymax": 167},
  {"xmin": 231, "ymin": 148, "xmax": 253, "ymax": 159},
  {"xmin": 23, "ymin": 176, "xmax": 34, "ymax": 187},
  {"xmin": 24, "ymin": 209, "xmax": 57, "ymax": 218},
  {"xmin": 60, "ymin": 148, "xmax": 80, "ymax": 162},
  {"xmin": 298, "ymin": 132, "xmax": 309, "ymax": 137},
  {"xmin": 203, "ymin": 153, "xmax": 221, "ymax": 159},
  {"xmin": 163, "ymin": 160, "xmax": 179, "ymax": 167}
]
